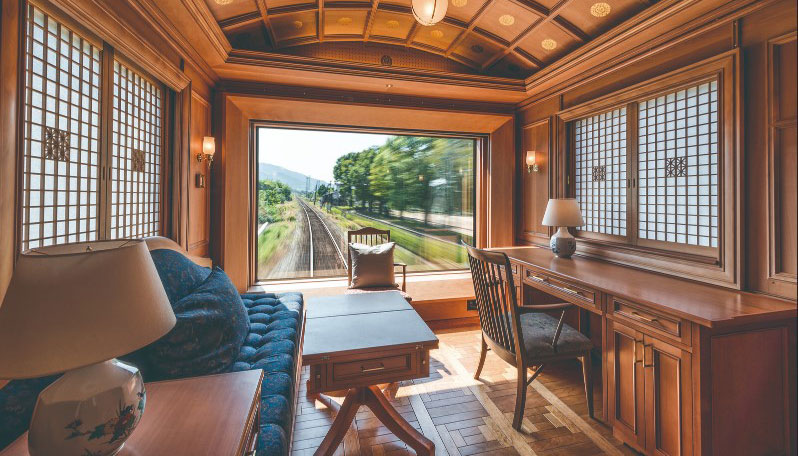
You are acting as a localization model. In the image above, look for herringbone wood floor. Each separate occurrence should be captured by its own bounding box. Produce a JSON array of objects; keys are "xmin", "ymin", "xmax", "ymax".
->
[{"xmin": 291, "ymin": 328, "xmax": 640, "ymax": 456}]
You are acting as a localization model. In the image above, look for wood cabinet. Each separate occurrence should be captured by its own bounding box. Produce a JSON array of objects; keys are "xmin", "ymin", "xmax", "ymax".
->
[{"xmin": 494, "ymin": 247, "xmax": 797, "ymax": 456}]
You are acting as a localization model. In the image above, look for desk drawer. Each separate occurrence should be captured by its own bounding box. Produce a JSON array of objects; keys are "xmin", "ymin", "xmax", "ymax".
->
[
  {"xmin": 333, "ymin": 353, "xmax": 413, "ymax": 382},
  {"xmin": 611, "ymin": 298, "xmax": 689, "ymax": 344},
  {"xmin": 523, "ymin": 269, "xmax": 598, "ymax": 309}
]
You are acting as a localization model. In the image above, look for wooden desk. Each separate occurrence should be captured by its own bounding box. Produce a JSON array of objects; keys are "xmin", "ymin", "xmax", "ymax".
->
[
  {"xmin": 1, "ymin": 370, "xmax": 263, "ymax": 456},
  {"xmin": 303, "ymin": 291, "xmax": 439, "ymax": 456},
  {"xmin": 491, "ymin": 246, "xmax": 797, "ymax": 456}
]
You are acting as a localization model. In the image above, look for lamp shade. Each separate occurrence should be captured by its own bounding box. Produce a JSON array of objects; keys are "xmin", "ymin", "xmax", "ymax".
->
[
  {"xmin": 202, "ymin": 136, "xmax": 216, "ymax": 157},
  {"xmin": 542, "ymin": 198, "xmax": 584, "ymax": 227},
  {"xmin": 412, "ymin": 0, "xmax": 447, "ymax": 25},
  {"xmin": 0, "ymin": 239, "xmax": 175, "ymax": 379}
]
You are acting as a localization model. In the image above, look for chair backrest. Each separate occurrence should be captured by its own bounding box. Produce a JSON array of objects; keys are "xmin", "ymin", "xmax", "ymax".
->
[
  {"xmin": 464, "ymin": 244, "xmax": 523, "ymax": 359},
  {"xmin": 347, "ymin": 227, "xmax": 391, "ymax": 286}
]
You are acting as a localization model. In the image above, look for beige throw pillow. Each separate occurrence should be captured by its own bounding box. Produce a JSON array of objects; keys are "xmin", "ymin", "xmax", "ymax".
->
[{"xmin": 349, "ymin": 242, "xmax": 396, "ymax": 288}]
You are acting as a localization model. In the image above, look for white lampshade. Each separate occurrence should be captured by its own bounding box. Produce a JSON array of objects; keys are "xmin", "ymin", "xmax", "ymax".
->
[
  {"xmin": 412, "ymin": 0, "xmax": 447, "ymax": 25},
  {"xmin": 542, "ymin": 198, "xmax": 584, "ymax": 227},
  {"xmin": 0, "ymin": 239, "xmax": 175, "ymax": 379},
  {"xmin": 202, "ymin": 136, "xmax": 216, "ymax": 157}
]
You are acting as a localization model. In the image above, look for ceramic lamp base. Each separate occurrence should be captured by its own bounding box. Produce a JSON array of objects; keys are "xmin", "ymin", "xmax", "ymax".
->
[
  {"xmin": 28, "ymin": 359, "xmax": 146, "ymax": 456},
  {"xmin": 550, "ymin": 227, "xmax": 577, "ymax": 258}
]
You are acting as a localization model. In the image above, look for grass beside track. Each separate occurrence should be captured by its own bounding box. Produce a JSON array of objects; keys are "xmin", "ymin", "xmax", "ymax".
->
[{"xmin": 257, "ymin": 201, "xmax": 298, "ymax": 269}]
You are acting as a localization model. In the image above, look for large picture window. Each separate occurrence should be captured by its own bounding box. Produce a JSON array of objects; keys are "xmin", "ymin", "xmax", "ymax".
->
[
  {"xmin": 19, "ymin": 4, "xmax": 166, "ymax": 250},
  {"xmin": 569, "ymin": 79, "xmax": 719, "ymax": 257},
  {"xmin": 254, "ymin": 126, "xmax": 477, "ymax": 281}
]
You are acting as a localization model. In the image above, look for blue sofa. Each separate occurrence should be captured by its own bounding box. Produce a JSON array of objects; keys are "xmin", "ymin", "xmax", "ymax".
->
[{"xmin": 0, "ymin": 249, "xmax": 305, "ymax": 455}]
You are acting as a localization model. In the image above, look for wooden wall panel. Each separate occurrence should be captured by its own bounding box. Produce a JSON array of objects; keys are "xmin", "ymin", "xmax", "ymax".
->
[
  {"xmin": 517, "ymin": 118, "xmax": 550, "ymax": 245},
  {"xmin": 487, "ymin": 119, "xmax": 515, "ymax": 247},
  {"xmin": 188, "ymin": 91, "xmax": 212, "ymax": 257},
  {"xmin": 742, "ymin": 0, "xmax": 797, "ymax": 299}
]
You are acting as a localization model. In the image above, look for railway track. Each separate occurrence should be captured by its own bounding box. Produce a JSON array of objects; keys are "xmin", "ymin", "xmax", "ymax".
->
[{"xmin": 297, "ymin": 198, "xmax": 347, "ymax": 277}]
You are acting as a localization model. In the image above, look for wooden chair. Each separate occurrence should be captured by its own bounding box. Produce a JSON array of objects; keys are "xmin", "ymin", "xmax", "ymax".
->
[
  {"xmin": 464, "ymin": 244, "xmax": 594, "ymax": 431},
  {"xmin": 346, "ymin": 227, "xmax": 410, "ymax": 300}
]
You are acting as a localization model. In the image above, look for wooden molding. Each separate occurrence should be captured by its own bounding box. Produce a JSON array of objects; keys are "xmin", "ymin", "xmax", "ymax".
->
[
  {"xmin": 179, "ymin": 0, "xmax": 233, "ymax": 62},
  {"xmin": 41, "ymin": 0, "xmax": 191, "ymax": 90},
  {"xmin": 217, "ymin": 80, "xmax": 516, "ymax": 114},
  {"xmin": 223, "ymin": 49, "xmax": 527, "ymax": 92},
  {"xmin": 520, "ymin": 0, "xmax": 776, "ymax": 105},
  {"xmin": 127, "ymin": 0, "xmax": 219, "ymax": 87}
]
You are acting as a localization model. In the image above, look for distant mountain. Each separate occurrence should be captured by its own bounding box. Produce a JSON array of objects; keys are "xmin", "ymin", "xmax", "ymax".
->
[{"xmin": 258, "ymin": 163, "xmax": 326, "ymax": 193}]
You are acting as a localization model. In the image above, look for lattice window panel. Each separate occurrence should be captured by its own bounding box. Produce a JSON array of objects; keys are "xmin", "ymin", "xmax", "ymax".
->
[
  {"xmin": 638, "ymin": 81, "xmax": 719, "ymax": 247},
  {"xmin": 574, "ymin": 107, "xmax": 627, "ymax": 236},
  {"xmin": 21, "ymin": 5, "xmax": 101, "ymax": 250},
  {"xmin": 110, "ymin": 59, "xmax": 163, "ymax": 239}
]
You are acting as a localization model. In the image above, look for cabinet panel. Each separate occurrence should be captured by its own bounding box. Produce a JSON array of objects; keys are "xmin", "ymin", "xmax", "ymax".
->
[
  {"xmin": 608, "ymin": 320, "xmax": 646, "ymax": 450},
  {"xmin": 644, "ymin": 335, "xmax": 691, "ymax": 456}
]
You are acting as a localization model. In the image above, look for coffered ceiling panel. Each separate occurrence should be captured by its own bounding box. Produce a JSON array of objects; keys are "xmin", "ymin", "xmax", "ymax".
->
[
  {"xmin": 446, "ymin": 0, "xmax": 491, "ymax": 24},
  {"xmin": 413, "ymin": 22, "xmax": 462, "ymax": 51},
  {"xmin": 518, "ymin": 20, "xmax": 579, "ymax": 64},
  {"xmin": 369, "ymin": 11, "xmax": 414, "ymax": 40},
  {"xmin": 207, "ymin": 0, "xmax": 258, "ymax": 21},
  {"xmin": 324, "ymin": 10, "xmax": 368, "ymax": 36},
  {"xmin": 452, "ymin": 33, "xmax": 503, "ymax": 66},
  {"xmin": 558, "ymin": 0, "xmax": 641, "ymax": 36},
  {"xmin": 271, "ymin": 11, "xmax": 318, "ymax": 42},
  {"xmin": 207, "ymin": 0, "xmax": 659, "ymax": 78},
  {"xmin": 474, "ymin": 0, "xmax": 540, "ymax": 43}
]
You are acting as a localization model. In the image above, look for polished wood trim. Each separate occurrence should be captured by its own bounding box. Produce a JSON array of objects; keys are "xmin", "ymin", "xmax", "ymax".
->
[
  {"xmin": 177, "ymin": 0, "xmax": 232, "ymax": 62},
  {"xmin": 39, "ymin": 0, "xmax": 190, "ymax": 90}
]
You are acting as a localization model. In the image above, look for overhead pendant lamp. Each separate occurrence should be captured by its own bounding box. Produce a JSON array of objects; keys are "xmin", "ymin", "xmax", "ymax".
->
[{"xmin": 412, "ymin": 0, "xmax": 447, "ymax": 26}]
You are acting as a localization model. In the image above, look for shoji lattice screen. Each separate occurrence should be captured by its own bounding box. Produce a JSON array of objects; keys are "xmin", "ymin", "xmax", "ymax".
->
[
  {"xmin": 110, "ymin": 59, "xmax": 163, "ymax": 239},
  {"xmin": 21, "ymin": 5, "xmax": 101, "ymax": 250},
  {"xmin": 573, "ymin": 107, "xmax": 627, "ymax": 236},
  {"xmin": 637, "ymin": 81, "xmax": 719, "ymax": 247}
]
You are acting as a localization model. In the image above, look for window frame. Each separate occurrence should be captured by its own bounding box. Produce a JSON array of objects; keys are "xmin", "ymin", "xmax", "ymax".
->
[
  {"xmin": 17, "ymin": 3, "xmax": 169, "ymax": 252},
  {"xmin": 248, "ymin": 120, "xmax": 484, "ymax": 285},
  {"xmin": 557, "ymin": 51, "xmax": 741, "ymax": 288}
]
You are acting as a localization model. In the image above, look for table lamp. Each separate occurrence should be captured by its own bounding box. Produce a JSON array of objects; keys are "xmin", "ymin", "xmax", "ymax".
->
[
  {"xmin": 542, "ymin": 198, "xmax": 584, "ymax": 258},
  {"xmin": 0, "ymin": 239, "xmax": 175, "ymax": 456}
]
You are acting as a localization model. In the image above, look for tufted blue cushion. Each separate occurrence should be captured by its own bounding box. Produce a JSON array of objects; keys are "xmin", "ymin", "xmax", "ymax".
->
[
  {"xmin": 129, "ymin": 267, "xmax": 250, "ymax": 381},
  {"xmin": 149, "ymin": 249, "xmax": 212, "ymax": 304},
  {"xmin": 233, "ymin": 292, "xmax": 303, "ymax": 455},
  {"xmin": 0, "ymin": 376, "xmax": 59, "ymax": 449}
]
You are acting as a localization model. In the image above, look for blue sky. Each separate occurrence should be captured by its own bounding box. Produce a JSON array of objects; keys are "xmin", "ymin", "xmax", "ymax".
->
[{"xmin": 257, "ymin": 127, "xmax": 391, "ymax": 182}]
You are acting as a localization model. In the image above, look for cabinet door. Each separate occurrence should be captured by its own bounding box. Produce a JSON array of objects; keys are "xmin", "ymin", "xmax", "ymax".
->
[
  {"xmin": 643, "ymin": 335, "xmax": 692, "ymax": 456},
  {"xmin": 607, "ymin": 320, "xmax": 646, "ymax": 450}
]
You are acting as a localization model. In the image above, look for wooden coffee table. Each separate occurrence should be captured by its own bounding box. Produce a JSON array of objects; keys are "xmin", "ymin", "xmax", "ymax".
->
[{"xmin": 303, "ymin": 291, "xmax": 439, "ymax": 456}]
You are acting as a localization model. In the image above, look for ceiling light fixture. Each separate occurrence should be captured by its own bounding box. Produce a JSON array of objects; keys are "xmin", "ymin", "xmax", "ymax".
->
[
  {"xmin": 337, "ymin": 16, "xmax": 353, "ymax": 25},
  {"xmin": 590, "ymin": 2, "xmax": 611, "ymax": 17},
  {"xmin": 412, "ymin": 0, "xmax": 448, "ymax": 26},
  {"xmin": 293, "ymin": 20, "xmax": 304, "ymax": 29},
  {"xmin": 451, "ymin": 0, "xmax": 467, "ymax": 6},
  {"xmin": 541, "ymin": 38, "xmax": 557, "ymax": 50},
  {"xmin": 386, "ymin": 19, "xmax": 400, "ymax": 28},
  {"xmin": 498, "ymin": 14, "xmax": 515, "ymax": 26},
  {"xmin": 215, "ymin": 0, "xmax": 234, "ymax": 4},
  {"xmin": 430, "ymin": 29, "xmax": 444, "ymax": 39}
]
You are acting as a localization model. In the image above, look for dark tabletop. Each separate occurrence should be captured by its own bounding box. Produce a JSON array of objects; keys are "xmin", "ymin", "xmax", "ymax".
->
[{"xmin": 302, "ymin": 291, "xmax": 438, "ymax": 363}]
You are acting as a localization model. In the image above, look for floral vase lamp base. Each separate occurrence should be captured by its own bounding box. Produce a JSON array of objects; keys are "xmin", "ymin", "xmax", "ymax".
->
[
  {"xmin": 549, "ymin": 226, "xmax": 577, "ymax": 258},
  {"xmin": 29, "ymin": 360, "xmax": 146, "ymax": 456},
  {"xmin": 542, "ymin": 198, "xmax": 585, "ymax": 259}
]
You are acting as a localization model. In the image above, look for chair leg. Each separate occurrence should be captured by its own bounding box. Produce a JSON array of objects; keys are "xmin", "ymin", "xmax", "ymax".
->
[
  {"xmin": 512, "ymin": 364, "xmax": 528, "ymax": 431},
  {"xmin": 581, "ymin": 354, "xmax": 594, "ymax": 419},
  {"xmin": 474, "ymin": 335, "xmax": 488, "ymax": 380}
]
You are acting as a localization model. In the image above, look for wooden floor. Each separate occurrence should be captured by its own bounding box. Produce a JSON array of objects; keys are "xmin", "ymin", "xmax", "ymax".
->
[{"xmin": 292, "ymin": 327, "xmax": 640, "ymax": 456}]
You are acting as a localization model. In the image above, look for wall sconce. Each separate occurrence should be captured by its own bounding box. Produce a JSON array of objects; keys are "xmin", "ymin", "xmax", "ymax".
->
[
  {"xmin": 526, "ymin": 150, "xmax": 539, "ymax": 173},
  {"xmin": 197, "ymin": 136, "xmax": 216, "ymax": 168}
]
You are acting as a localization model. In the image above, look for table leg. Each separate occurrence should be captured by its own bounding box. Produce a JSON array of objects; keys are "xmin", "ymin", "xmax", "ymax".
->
[
  {"xmin": 364, "ymin": 386, "xmax": 434, "ymax": 456},
  {"xmin": 314, "ymin": 388, "xmax": 363, "ymax": 456},
  {"xmin": 313, "ymin": 386, "xmax": 435, "ymax": 456}
]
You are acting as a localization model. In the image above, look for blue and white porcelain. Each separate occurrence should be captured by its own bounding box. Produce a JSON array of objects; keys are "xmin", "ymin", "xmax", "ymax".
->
[
  {"xmin": 28, "ymin": 359, "xmax": 145, "ymax": 456},
  {"xmin": 550, "ymin": 227, "xmax": 577, "ymax": 258}
]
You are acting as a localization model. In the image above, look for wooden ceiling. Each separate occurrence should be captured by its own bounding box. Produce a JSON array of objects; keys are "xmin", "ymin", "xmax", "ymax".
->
[{"xmin": 206, "ymin": 0, "xmax": 655, "ymax": 78}]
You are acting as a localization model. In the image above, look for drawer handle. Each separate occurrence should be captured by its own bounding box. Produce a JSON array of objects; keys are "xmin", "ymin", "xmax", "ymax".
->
[
  {"xmin": 361, "ymin": 363, "xmax": 385, "ymax": 373},
  {"xmin": 621, "ymin": 310, "xmax": 658, "ymax": 324},
  {"xmin": 530, "ymin": 274, "xmax": 546, "ymax": 282},
  {"xmin": 561, "ymin": 287, "xmax": 580, "ymax": 295}
]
